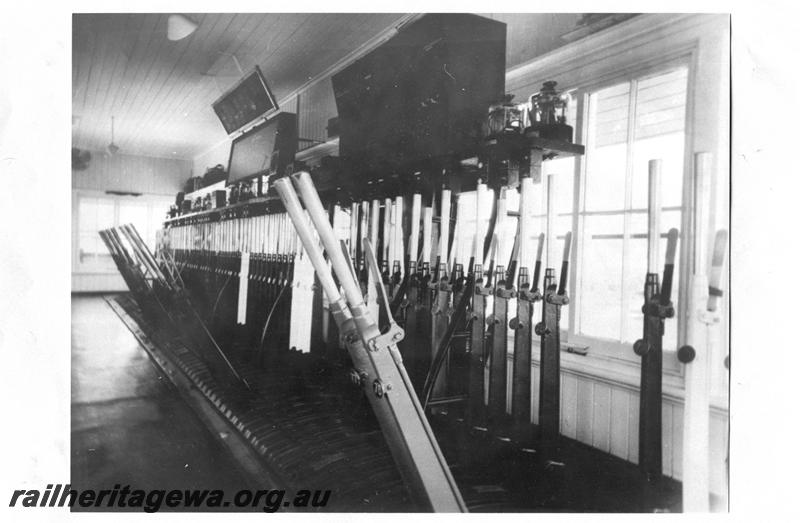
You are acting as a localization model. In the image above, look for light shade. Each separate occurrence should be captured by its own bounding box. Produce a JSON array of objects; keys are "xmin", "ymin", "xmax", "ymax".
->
[{"xmin": 167, "ymin": 14, "xmax": 198, "ymax": 41}]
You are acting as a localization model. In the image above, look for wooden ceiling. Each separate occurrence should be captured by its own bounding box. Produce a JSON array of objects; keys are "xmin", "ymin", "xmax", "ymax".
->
[
  {"xmin": 482, "ymin": 13, "xmax": 584, "ymax": 69},
  {"xmin": 72, "ymin": 13, "xmax": 600, "ymax": 162},
  {"xmin": 72, "ymin": 13, "xmax": 407, "ymax": 160}
]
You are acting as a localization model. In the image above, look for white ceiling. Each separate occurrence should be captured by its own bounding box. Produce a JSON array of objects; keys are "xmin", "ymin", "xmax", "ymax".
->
[
  {"xmin": 72, "ymin": 13, "xmax": 408, "ymax": 160},
  {"xmin": 72, "ymin": 13, "xmax": 596, "ymax": 161}
]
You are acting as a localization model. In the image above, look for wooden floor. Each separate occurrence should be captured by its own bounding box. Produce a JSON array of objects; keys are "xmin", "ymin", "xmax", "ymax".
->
[
  {"xmin": 72, "ymin": 291, "xmax": 700, "ymax": 512},
  {"xmin": 70, "ymin": 294, "xmax": 253, "ymax": 511}
]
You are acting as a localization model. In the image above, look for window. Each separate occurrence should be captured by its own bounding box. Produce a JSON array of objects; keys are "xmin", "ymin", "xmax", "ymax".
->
[
  {"xmin": 74, "ymin": 192, "xmax": 173, "ymax": 273},
  {"xmin": 573, "ymin": 65, "xmax": 689, "ymax": 361},
  {"xmin": 119, "ymin": 201, "xmax": 148, "ymax": 236},
  {"xmin": 77, "ymin": 196, "xmax": 116, "ymax": 271},
  {"xmin": 448, "ymin": 63, "xmax": 691, "ymax": 370}
]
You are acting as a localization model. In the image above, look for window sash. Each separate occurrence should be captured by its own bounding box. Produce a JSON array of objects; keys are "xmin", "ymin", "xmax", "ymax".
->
[
  {"xmin": 566, "ymin": 61, "xmax": 690, "ymax": 373},
  {"xmin": 74, "ymin": 192, "xmax": 172, "ymax": 273}
]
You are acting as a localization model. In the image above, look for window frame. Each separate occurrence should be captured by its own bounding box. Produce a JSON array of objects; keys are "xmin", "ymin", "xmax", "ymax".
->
[
  {"xmin": 74, "ymin": 192, "xmax": 118, "ymax": 273},
  {"xmin": 501, "ymin": 14, "xmax": 730, "ymax": 407},
  {"xmin": 560, "ymin": 56, "xmax": 695, "ymax": 376},
  {"xmin": 72, "ymin": 189, "xmax": 173, "ymax": 275}
]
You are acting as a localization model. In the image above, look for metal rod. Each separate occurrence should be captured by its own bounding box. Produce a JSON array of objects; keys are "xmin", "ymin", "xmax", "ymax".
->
[
  {"xmin": 383, "ymin": 197, "xmax": 392, "ymax": 265},
  {"xmin": 546, "ymin": 174, "xmax": 558, "ymax": 268},
  {"xmin": 475, "ymin": 182, "xmax": 487, "ymax": 264},
  {"xmin": 447, "ymin": 195, "xmax": 460, "ymax": 274},
  {"xmin": 439, "ymin": 189, "xmax": 451, "ymax": 273},
  {"xmin": 394, "ymin": 196, "xmax": 404, "ymax": 278},
  {"xmin": 422, "ymin": 206, "xmax": 433, "ymax": 266},
  {"xmin": 370, "ymin": 199, "xmax": 380, "ymax": 254},
  {"xmin": 518, "ymin": 177, "xmax": 533, "ymax": 267},
  {"xmin": 409, "ymin": 194, "xmax": 421, "ymax": 266},
  {"xmin": 350, "ymin": 202, "xmax": 359, "ymax": 259},
  {"xmin": 647, "ymin": 159, "xmax": 662, "ymax": 273},
  {"xmin": 486, "ymin": 188, "xmax": 507, "ymax": 270}
]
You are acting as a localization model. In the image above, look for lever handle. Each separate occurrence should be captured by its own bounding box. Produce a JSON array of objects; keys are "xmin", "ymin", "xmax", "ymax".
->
[
  {"xmin": 557, "ymin": 231, "xmax": 572, "ymax": 296},
  {"xmin": 659, "ymin": 228, "xmax": 679, "ymax": 305}
]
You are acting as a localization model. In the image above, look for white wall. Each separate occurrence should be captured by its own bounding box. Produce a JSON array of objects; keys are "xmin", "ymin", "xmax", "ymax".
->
[
  {"xmin": 193, "ymin": 138, "xmax": 232, "ymax": 175},
  {"xmin": 73, "ymin": 150, "xmax": 190, "ymax": 195}
]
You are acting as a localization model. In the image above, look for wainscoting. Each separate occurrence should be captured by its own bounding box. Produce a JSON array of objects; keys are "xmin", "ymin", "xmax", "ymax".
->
[
  {"xmin": 71, "ymin": 273, "xmax": 126, "ymax": 293},
  {"xmin": 502, "ymin": 352, "xmax": 729, "ymax": 496}
]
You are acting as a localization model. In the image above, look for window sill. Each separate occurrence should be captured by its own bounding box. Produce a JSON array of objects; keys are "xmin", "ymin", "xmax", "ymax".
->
[
  {"xmin": 512, "ymin": 334, "xmax": 729, "ymax": 415},
  {"xmin": 73, "ymin": 269, "xmax": 119, "ymax": 275}
]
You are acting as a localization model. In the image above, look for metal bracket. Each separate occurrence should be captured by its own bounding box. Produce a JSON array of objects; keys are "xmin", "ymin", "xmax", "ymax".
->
[
  {"xmin": 496, "ymin": 287, "xmax": 516, "ymax": 299},
  {"xmin": 534, "ymin": 322, "xmax": 549, "ymax": 336},
  {"xmin": 546, "ymin": 292, "xmax": 569, "ymax": 306},
  {"xmin": 373, "ymin": 379, "xmax": 393, "ymax": 398},
  {"xmin": 432, "ymin": 289, "xmax": 452, "ymax": 317},
  {"xmin": 367, "ymin": 323, "xmax": 405, "ymax": 352},
  {"xmin": 475, "ymin": 284, "xmax": 493, "ymax": 296},
  {"xmin": 349, "ymin": 368, "xmax": 369, "ymax": 387},
  {"xmin": 641, "ymin": 298, "xmax": 674, "ymax": 318},
  {"xmin": 518, "ymin": 287, "xmax": 541, "ymax": 302},
  {"xmin": 509, "ymin": 317, "xmax": 525, "ymax": 330},
  {"xmin": 698, "ymin": 309, "xmax": 720, "ymax": 326}
]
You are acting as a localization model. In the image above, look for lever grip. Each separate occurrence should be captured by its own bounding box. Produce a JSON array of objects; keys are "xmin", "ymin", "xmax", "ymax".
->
[
  {"xmin": 707, "ymin": 229, "xmax": 728, "ymax": 312},
  {"xmin": 660, "ymin": 228, "xmax": 679, "ymax": 305},
  {"xmin": 557, "ymin": 231, "xmax": 572, "ymax": 296},
  {"xmin": 532, "ymin": 233, "xmax": 545, "ymax": 290}
]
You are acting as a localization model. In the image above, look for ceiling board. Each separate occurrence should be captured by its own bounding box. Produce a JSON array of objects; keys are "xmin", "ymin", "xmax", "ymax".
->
[
  {"xmin": 72, "ymin": 13, "xmax": 610, "ymax": 161},
  {"xmin": 73, "ymin": 13, "xmax": 406, "ymax": 159}
]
